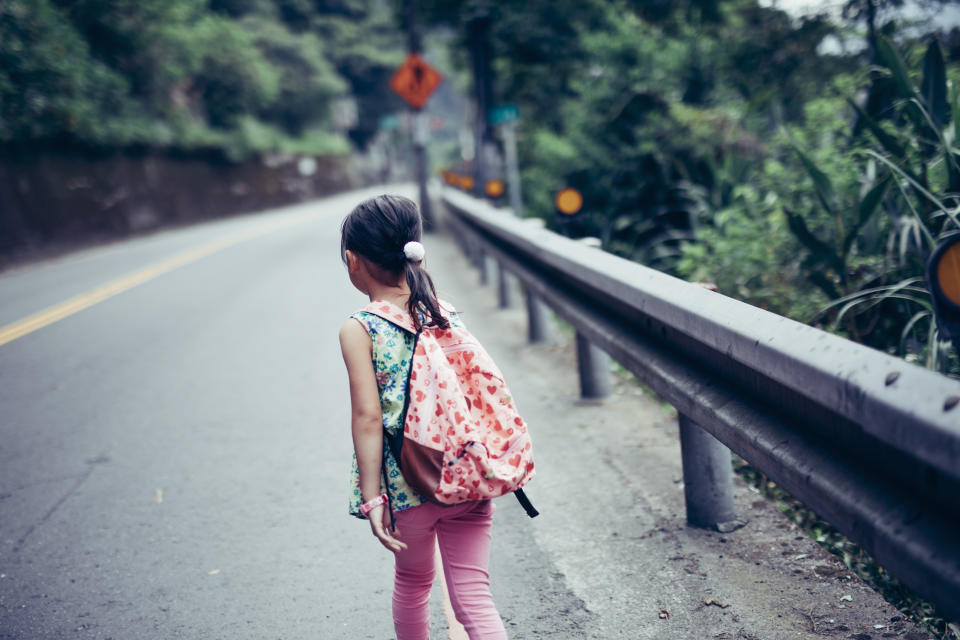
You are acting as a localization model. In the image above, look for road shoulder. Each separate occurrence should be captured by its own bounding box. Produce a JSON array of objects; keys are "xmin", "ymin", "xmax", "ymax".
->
[{"xmin": 427, "ymin": 227, "xmax": 929, "ymax": 640}]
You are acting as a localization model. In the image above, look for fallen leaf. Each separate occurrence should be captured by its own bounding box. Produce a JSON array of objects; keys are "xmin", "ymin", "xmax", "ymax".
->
[
  {"xmin": 208, "ymin": 569, "xmax": 220, "ymax": 575},
  {"xmin": 703, "ymin": 598, "xmax": 731, "ymax": 609},
  {"xmin": 658, "ymin": 609, "xmax": 670, "ymax": 619}
]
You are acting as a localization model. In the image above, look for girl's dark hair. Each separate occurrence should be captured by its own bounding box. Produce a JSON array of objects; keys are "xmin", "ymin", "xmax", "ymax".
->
[{"xmin": 341, "ymin": 194, "xmax": 449, "ymax": 330}]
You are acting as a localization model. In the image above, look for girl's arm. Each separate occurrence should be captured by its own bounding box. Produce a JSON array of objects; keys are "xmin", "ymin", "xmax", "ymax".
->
[{"xmin": 339, "ymin": 319, "xmax": 407, "ymax": 553}]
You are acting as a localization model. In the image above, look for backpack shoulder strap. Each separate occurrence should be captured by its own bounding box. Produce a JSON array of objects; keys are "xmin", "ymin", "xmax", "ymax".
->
[
  {"xmin": 359, "ymin": 299, "xmax": 460, "ymax": 333},
  {"xmin": 357, "ymin": 300, "xmax": 418, "ymax": 334}
]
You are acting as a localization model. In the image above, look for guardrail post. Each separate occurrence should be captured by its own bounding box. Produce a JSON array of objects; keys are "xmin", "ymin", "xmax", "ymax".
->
[
  {"xmin": 525, "ymin": 290, "xmax": 552, "ymax": 343},
  {"xmin": 478, "ymin": 248, "xmax": 490, "ymax": 286},
  {"xmin": 498, "ymin": 263, "xmax": 514, "ymax": 308},
  {"xmin": 463, "ymin": 232, "xmax": 479, "ymax": 266},
  {"xmin": 678, "ymin": 413, "xmax": 738, "ymax": 530},
  {"xmin": 451, "ymin": 222, "xmax": 471, "ymax": 256},
  {"xmin": 575, "ymin": 332, "xmax": 612, "ymax": 400},
  {"xmin": 465, "ymin": 236, "xmax": 489, "ymax": 286}
]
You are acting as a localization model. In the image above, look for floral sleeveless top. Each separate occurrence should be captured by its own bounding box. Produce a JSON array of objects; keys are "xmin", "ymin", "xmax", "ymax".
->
[{"xmin": 347, "ymin": 302, "xmax": 463, "ymax": 519}]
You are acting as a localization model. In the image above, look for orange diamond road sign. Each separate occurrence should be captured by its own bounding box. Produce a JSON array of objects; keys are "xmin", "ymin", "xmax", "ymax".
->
[{"xmin": 390, "ymin": 53, "xmax": 443, "ymax": 110}]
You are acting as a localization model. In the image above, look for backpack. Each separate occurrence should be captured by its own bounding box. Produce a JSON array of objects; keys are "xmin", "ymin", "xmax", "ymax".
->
[{"xmin": 359, "ymin": 301, "xmax": 538, "ymax": 521}]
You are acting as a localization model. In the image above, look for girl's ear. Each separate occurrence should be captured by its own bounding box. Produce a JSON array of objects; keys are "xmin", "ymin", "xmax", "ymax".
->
[{"xmin": 345, "ymin": 249, "xmax": 360, "ymax": 272}]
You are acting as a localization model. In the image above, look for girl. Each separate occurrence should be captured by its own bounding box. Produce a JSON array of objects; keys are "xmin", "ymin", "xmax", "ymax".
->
[{"xmin": 338, "ymin": 194, "xmax": 509, "ymax": 640}]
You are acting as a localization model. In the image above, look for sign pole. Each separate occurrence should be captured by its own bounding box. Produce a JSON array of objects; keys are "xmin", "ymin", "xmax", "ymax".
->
[
  {"xmin": 406, "ymin": 0, "xmax": 432, "ymax": 230},
  {"xmin": 502, "ymin": 119, "xmax": 522, "ymax": 216},
  {"xmin": 468, "ymin": 9, "xmax": 492, "ymax": 199}
]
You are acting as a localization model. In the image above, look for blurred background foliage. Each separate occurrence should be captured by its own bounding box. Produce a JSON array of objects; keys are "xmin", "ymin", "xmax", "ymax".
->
[
  {"xmin": 0, "ymin": 0, "xmax": 406, "ymax": 159},
  {"xmin": 4, "ymin": 1, "xmax": 956, "ymax": 630},
  {"xmin": 420, "ymin": 0, "xmax": 960, "ymax": 376},
  {"xmin": 3, "ymin": 0, "xmax": 960, "ymax": 373}
]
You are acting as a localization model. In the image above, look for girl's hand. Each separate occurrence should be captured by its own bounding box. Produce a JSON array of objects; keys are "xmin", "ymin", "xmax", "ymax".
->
[{"xmin": 367, "ymin": 504, "xmax": 407, "ymax": 553}]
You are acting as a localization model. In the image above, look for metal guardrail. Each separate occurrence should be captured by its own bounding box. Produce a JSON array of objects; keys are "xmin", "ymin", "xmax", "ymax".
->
[{"xmin": 439, "ymin": 187, "xmax": 960, "ymax": 620}]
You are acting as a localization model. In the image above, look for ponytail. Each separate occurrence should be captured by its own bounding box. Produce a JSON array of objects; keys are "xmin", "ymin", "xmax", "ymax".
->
[
  {"xmin": 342, "ymin": 194, "xmax": 450, "ymax": 331},
  {"xmin": 405, "ymin": 261, "xmax": 450, "ymax": 331}
]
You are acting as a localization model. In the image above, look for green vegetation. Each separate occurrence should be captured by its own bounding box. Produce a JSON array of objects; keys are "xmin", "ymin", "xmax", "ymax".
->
[
  {"xmin": 0, "ymin": 0, "xmax": 405, "ymax": 159},
  {"xmin": 424, "ymin": 0, "xmax": 960, "ymax": 377},
  {"xmin": 422, "ymin": 3, "xmax": 959, "ymax": 634}
]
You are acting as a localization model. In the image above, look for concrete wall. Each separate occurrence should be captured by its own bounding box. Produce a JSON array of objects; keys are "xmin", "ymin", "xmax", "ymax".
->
[{"xmin": 0, "ymin": 150, "xmax": 374, "ymax": 258}]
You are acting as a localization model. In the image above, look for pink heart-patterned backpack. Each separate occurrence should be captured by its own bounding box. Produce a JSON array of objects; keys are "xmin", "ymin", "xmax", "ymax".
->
[{"xmin": 359, "ymin": 300, "xmax": 538, "ymax": 520}]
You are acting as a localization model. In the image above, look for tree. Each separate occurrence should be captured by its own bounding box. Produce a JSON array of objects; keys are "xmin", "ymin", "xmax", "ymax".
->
[
  {"xmin": 0, "ymin": 0, "xmax": 405, "ymax": 158},
  {"xmin": 314, "ymin": 0, "xmax": 406, "ymax": 149}
]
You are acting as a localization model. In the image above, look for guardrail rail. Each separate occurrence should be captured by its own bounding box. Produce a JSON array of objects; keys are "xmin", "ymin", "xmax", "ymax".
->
[{"xmin": 439, "ymin": 187, "xmax": 960, "ymax": 620}]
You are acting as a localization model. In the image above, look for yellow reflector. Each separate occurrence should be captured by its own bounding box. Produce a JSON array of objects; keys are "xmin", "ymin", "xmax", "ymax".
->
[
  {"xmin": 936, "ymin": 241, "xmax": 960, "ymax": 306},
  {"xmin": 485, "ymin": 179, "xmax": 505, "ymax": 197},
  {"xmin": 555, "ymin": 188, "xmax": 583, "ymax": 215}
]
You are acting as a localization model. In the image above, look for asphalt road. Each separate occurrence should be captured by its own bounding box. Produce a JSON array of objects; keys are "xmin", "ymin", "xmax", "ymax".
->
[
  {"xmin": 0, "ymin": 187, "xmax": 440, "ymax": 639},
  {"xmin": 0, "ymin": 185, "xmax": 923, "ymax": 640}
]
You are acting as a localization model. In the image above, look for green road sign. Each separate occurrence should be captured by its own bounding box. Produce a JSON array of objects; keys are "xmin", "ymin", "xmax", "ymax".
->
[
  {"xmin": 379, "ymin": 114, "xmax": 399, "ymax": 131},
  {"xmin": 489, "ymin": 104, "xmax": 519, "ymax": 125}
]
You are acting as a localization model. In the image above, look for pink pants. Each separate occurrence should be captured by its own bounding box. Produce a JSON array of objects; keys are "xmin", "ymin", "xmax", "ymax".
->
[{"xmin": 392, "ymin": 500, "xmax": 507, "ymax": 640}]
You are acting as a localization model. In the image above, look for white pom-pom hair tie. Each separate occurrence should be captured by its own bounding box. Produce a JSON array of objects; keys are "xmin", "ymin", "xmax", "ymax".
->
[{"xmin": 403, "ymin": 241, "xmax": 426, "ymax": 262}]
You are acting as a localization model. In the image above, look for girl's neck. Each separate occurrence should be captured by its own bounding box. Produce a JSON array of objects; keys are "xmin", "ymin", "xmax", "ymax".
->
[{"xmin": 367, "ymin": 281, "xmax": 410, "ymax": 308}]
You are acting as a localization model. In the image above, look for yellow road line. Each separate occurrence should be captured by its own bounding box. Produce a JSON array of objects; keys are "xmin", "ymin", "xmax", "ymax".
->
[
  {"xmin": 435, "ymin": 543, "xmax": 469, "ymax": 640},
  {"xmin": 0, "ymin": 218, "xmax": 303, "ymax": 348}
]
